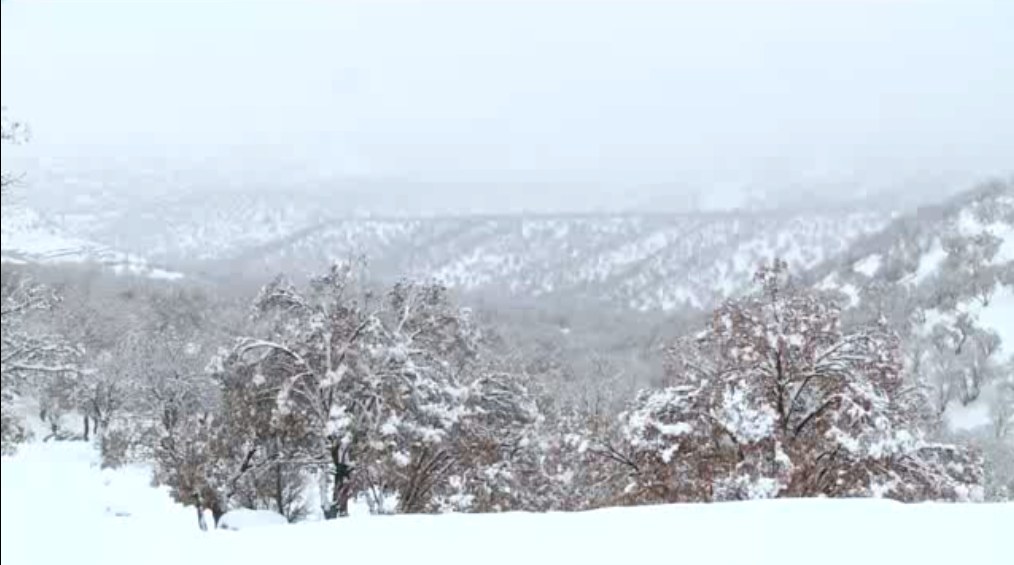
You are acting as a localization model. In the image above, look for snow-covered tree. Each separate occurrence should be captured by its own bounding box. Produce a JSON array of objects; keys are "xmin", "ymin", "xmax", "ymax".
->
[
  {"xmin": 2, "ymin": 271, "xmax": 80, "ymax": 451},
  {"xmin": 912, "ymin": 313, "xmax": 1005, "ymax": 420},
  {"xmin": 430, "ymin": 370, "xmax": 544, "ymax": 513},
  {"xmin": 210, "ymin": 263, "xmax": 385, "ymax": 519},
  {"xmin": 979, "ymin": 423, "xmax": 1014, "ymax": 502},
  {"xmin": 43, "ymin": 282, "xmax": 226, "ymax": 467},
  {"xmin": 991, "ymin": 369, "xmax": 1014, "ymax": 441},
  {"xmin": 51, "ymin": 289, "xmax": 139, "ymax": 443},
  {"xmin": 142, "ymin": 321, "xmax": 227, "ymax": 526},
  {"xmin": 940, "ymin": 233, "xmax": 1003, "ymax": 308},
  {"xmin": 209, "ymin": 263, "xmax": 544, "ymax": 518},
  {"xmin": 1, "ymin": 109, "xmax": 22, "ymax": 197},
  {"xmin": 621, "ymin": 261, "xmax": 983, "ymax": 504},
  {"xmin": 153, "ymin": 411, "xmax": 229, "ymax": 530},
  {"xmin": 545, "ymin": 405, "xmax": 640, "ymax": 511}
]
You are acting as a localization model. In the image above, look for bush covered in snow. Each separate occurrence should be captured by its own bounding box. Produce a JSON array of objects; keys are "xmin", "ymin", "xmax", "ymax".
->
[
  {"xmin": 0, "ymin": 412, "xmax": 27, "ymax": 455},
  {"xmin": 620, "ymin": 261, "xmax": 984, "ymax": 504},
  {"xmin": 151, "ymin": 262, "xmax": 551, "ymax": 525}
]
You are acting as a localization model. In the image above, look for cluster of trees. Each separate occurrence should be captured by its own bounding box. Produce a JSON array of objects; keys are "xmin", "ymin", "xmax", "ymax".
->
[
  {"xmin": 909, "ymin": 313, "xmax": 1005, "ymax": 422},
  {"xmin": 3, "ymin": 107, "xmax": 74, "ymax": 441},
  {"xmin": 903, "ymin": 195, "xmax": 1011, "ymax": 439},
  {"xmin": 152, "ymin": 264, "xmax": 553, "ymax": 526},
  {"xmin": 1, "ymin": 257, "xmax": 1000, "ymax": 524}
]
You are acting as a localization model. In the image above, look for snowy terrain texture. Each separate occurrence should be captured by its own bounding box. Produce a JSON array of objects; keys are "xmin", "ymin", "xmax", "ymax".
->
[
  {"xmin": 2, "ymin": 442, "xmax": 1010, "ymax": 565},
  {"xmin": 2, "ymin": 196, "xmax": 886, "ymax": 310}
]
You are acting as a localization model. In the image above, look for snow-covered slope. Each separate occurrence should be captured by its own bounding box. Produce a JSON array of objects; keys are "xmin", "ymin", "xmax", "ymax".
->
[
  {"xmin": 1, "ymin": 204, "xmax": 183, "ymax": 280},
  {"xmin": 219, "ymin": 211, "xmax": 884, "ymax": 311},
  {"xmin": 9, "ymin": 191, "xmax": 887, "ymax": 310},
  {"xmin": 2, "ymin": 442, "xmax": 1009, "ymax": 565},
  {"xmin": 818, "ymin": 184, "xmax": 1013, "ymax": 351},
  {"xmin": 813, "ymin": 183, "xmax": 1014, "ymax": 436}
]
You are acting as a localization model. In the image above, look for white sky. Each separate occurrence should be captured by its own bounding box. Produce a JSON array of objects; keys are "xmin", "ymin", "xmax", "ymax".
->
[{"xmin": 2, "ymin": 0, "xmax": 1012, "ymax": 187}]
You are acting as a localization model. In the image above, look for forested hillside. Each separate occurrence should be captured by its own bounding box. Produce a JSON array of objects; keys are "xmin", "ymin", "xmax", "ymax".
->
[{"xmin": 4, "ymin": 194, "xmax": 887, "ymax": 311}]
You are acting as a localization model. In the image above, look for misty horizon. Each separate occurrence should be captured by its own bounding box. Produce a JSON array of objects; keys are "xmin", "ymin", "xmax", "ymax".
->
[{"xmin": 3, "ymin": 0, "xmax": 1012, "ymax": 206}]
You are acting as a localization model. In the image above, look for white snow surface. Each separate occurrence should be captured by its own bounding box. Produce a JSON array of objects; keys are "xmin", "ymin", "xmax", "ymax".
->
[
  {"xmin": 910, "ymin": 241, "xmax": 948, "ymax": 285},
  {"xmin": 1, "ymin": 205, "xmax": 185, "ymax": 281},
  {"xmin": 945, "ymin": 398, "xmax": 995, "ymax": 433},
  {"xmin": 978, "ymin": 286, "xmax": 1014, "ymax": 359},
  {"xmin": 219, "ymin": 509, "xmax": 289, "ymax": 531},
  {"xmin": 854, "ymin": 254, "xmax": 882, "ymax": 277},
  {"xmin": 2, "ymin": 442, "xmax": 1010, "ymax": 565}
]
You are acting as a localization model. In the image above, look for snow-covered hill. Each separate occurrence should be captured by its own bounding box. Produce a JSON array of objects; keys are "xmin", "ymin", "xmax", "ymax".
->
[
  {"xmin": 283, "ymin": 211, "xmax": 885, "ymax": 311},
  {"xmin": 1, "ymin": 442, "xmax": 1009, "ymax": 565},
  {"xmin": 816, "ymin": 184, "xmax": 1013, "ymax": 352},
  {"xmin": 812, "ymin": 182, "xmax": 1014, "ymax": 437},
  {"xmin": 1, "ymin": 204, "xmax": 183, "ymax": 280},
  {"xmin": 5, "ymin": 192, "xmax": 888, "ymax": 310}
]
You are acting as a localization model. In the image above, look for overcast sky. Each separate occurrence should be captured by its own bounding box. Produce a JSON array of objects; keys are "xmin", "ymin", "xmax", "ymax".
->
[{"xmin": 2, "ymin": 0, "xmax": 1012, "ymax": 188}]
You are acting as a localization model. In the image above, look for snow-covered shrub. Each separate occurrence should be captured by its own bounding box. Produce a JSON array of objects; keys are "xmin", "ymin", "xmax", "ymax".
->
[
  {"xmin": 1, "ymin": 411, "xmax": 27, "ymax": 455},
  {"xmin": 545, "ymin": 406, "xmax": 640, "ymax": 511},
  {"xmin": 621, "ymin": 261, "xmax": 984, "ymax": 504},
  {"xmin": 433, "ymin": 371, "xmax": 546, "ymax": 513},
  {"xmin": 153, "ymin": 412, "xmax": 232, "ymax": 530}
]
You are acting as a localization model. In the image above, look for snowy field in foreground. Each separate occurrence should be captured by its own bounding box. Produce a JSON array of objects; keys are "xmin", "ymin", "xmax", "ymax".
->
[{"xmin": 2, "ymin": 443, "xmax": 1010, "ymax": 565}]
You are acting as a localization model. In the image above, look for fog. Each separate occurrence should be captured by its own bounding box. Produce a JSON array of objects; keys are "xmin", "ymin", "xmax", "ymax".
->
[{"xmin": 2, "ymin": 0, "xmax": 1013, "ymax": 210}]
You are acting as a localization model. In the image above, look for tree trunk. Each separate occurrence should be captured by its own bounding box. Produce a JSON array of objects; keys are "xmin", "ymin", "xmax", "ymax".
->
[
  {"xmin": 196, "ymin": 505, "xmax": 208, "ymax": 532},
  {"xmin": 196, "ymin": 489, "xmax": 226, "ymax": 529},
  {"xmin": 274, "ymin": 465, "xmax": 285, "ymax": 519},
  {"xmin": 211, "ymin": 503, "xmax": 226, "ymax": 528},
  {"xmin": 194, "ymin": 491, "xmax": 209, "ymax": 532},
  {"xmin": 324, "ymin": 446, "xmax": 354, "ymax": 520},
  {"xmin": 324, "ymin": 466, "xmax": 353, "ymax": 519},
  {"xmin": 83, "ymin": 416, "xmax": 91, "ymax": 442}
]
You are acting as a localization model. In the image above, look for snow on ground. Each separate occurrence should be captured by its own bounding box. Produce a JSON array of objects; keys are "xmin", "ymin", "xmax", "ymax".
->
[
  {"xmin": 920, "ymin": 285, "xmax": 1014, "ymax": 434},
  {"xmin": 946, "ymin": 396, "xmax": 995, "ymax": 432},
  {"xmin": 219, "ymin": 509, "xmax": 289, "ymax": 531},
  {"xmin": 1, "ymin": 205, "xmax": 185, "ymax": 281},
  {"xmin": 910, "ymin": 240, "xmax": 948, "ymax": 285},
  {"xmin": 2, "ymin": 442, "xmax": 1010, "ymax": 565},
  {"xmin": 1, "ymin": 443, "xmax": 199, "ymax": 565},
  {"xmin": 854, "ymin": 254, "xmax": 882, "ymax": 277},
  {"xmin": 958, "ymin": 207, "xmax": 1014, "ymax": 263},
  {"xmin": 1, "ymin": 206, "xmax": 99, "ymax": 258},
  {"xmin": 978, "ymin": 286, "xmax": 1014, "ymax": 359}
]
